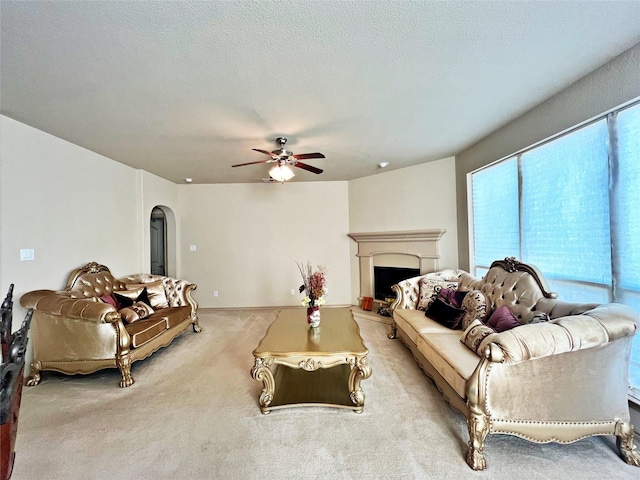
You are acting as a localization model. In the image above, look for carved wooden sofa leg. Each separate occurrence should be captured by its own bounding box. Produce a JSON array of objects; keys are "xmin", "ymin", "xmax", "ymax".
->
[
  {"xmin": 616, "ymin": 420, "xmax": 640, "ymax": 466},
  {"xmin": 466, "ymin": 409, "xmax": 489, "ymax": 470},
  {"xmin": 388, "ymin": 320, "xmax": 397, "ymax": 340},
  {"xmin": 192, "ymin": 313, "xmax": 202, "ymax": 333},
  {"xmin": 25, "ymin": 361, "xmax": 41, "ymax": 386},
  {"xmin": 116, "ymin": 353, "xmax": 134, "ymax": 388}
]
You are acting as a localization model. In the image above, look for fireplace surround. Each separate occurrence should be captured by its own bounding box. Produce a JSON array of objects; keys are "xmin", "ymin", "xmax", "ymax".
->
[{"xmin": 348, "ymin": 229, "xmax": 446, "ymax": 306}]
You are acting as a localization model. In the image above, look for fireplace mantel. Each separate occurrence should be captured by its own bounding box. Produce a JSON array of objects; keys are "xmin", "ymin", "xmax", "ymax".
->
[
  {"xmin": 348, "ymin": 229, "xmax": 446, "ymax": 300},
  {"xmin": 348, "ymin": 229, "xmax": 445, "ymax": 243}
]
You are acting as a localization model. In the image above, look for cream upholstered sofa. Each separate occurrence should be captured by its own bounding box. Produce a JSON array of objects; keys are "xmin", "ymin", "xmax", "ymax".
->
[
  {"xmin": 390, "ymin": 257, "xmax": 639, "ymax": 470},
  {"xmin": 20, "ymin": 262, "xmax": 201, "ymax": 388}
]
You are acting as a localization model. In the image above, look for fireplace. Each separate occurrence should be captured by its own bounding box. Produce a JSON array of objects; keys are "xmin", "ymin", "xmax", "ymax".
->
[
  {"xmin": 348, "ymin": 229, "xmax": 446, "ymax": 303},
  {"xmin": 374, "ymin": 266, "xmax": 419, "ymax": 300}
]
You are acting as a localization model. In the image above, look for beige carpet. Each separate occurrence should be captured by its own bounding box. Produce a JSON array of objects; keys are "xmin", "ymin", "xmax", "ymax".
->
[{"xmin": 11, "ymin": 309, "xmax": 640, "ymax": 480}]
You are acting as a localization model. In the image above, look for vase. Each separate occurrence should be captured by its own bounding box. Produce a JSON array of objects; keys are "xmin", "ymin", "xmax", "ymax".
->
[{"xmin": 306, "ymin": 305, "xmax": 320, "ymax": 328}]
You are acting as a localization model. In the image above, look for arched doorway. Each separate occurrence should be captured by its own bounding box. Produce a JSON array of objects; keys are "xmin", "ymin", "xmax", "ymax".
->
[{"xmin": 150, "ymin": 207, "xmax": 167, "ymax": 276}]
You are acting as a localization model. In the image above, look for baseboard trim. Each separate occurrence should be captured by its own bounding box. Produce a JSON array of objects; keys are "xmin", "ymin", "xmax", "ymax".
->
[
  {"xmin": 197, "ymin": 305, "xmax": 392, "ymax": 325},
  {"xmin": 197, "ymin": 304, "xmax": 354, "ymax": 313}
]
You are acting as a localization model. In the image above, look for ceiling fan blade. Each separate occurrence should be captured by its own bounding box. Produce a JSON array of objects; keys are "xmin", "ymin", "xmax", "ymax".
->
[
  {"xmin": 231, "ymin": 160, "xmax": 269, "ymax": 167},
  {"xmin": 252, "ymin": 148, "xmax": 277, "ymax": 157},
  {"xmin": 292, "ymin": 152, "xmax": 325, "ymax": 160},
  {"xmin": 294, "ymin": 162, "xmax": 323, "ymax": 174}
]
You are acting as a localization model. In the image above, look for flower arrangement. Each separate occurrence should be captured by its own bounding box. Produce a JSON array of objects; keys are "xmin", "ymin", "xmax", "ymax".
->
[{"xmin": 297, "ymin": 261, "xmax": 327, "ymax": 307}]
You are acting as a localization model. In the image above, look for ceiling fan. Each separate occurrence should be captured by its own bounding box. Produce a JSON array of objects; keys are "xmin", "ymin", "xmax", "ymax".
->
[{"xmin": 232, "ymin": 137, "xmax": 325, "ymax": 182}]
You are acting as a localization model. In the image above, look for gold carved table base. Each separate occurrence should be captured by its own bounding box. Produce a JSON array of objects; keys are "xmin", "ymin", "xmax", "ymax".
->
[{"xmin": 251, "ymin": 355, "xmax": 371, "ymax": 414}]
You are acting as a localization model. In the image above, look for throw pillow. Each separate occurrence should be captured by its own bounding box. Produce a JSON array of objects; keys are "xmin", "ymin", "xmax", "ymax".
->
[
  {"xmin": 461, "ymin": 319, "xmax": 497, "ymax": 356},
  {"xmin": 113, "ymin": 287, "xmax": 151, "ymax": 310},
  {"xmin": 99, "ymin": 294, "xmax": 118, "ymax": 308},
  {"xmin": 417, "ymin": 279, "xmax": 459, "ymax": 311},
  {"xmin": 126, "ymin": 280, "xmax": 169, "ymax": 309},
  {"xmin": 119, "ymin": 307, "xmax": 139, "ymax": 323},
  {"xmin": 486, "ymin": 305, "xmax": 522, "ymax": 332},
  {"xmin": 119, "ymin": 301, "xmax": 155, "ymax": 324},
  {"xmin": 438, "ymin": 287, "xmax": 467, "ymax": 309},
  {"xmin": 459, "ymin": 289, "xmax": 490, "ymax": 330},
  {"xmin": 425, "ymin": 298, "xmax": 465, "ymax": 329}
]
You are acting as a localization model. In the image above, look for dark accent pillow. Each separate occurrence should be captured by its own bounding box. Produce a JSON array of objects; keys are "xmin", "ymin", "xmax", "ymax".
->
[
  {"xmin": 425, "ymin": 298, "xmax": 465, "ymax": 329},
  {"xmin": 438, "ymin": 287, "xmax": 468, "ymax": 309},
  {"xmin": 113, "ymin": 288, "xmax": 151, "ymax": 310},
  {"xmin": 486, "ymin": 305, "xmax": 521, "ymax": 332}
]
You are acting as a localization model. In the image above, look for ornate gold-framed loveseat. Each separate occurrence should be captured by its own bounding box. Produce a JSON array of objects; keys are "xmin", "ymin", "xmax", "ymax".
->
[
  {"xmin": 390, "ymin": 257, "xmax": 639, "ymax": 470},
  {"xmin": 20, "ymin": 262, "xmax": 201, "ymax": 388}
]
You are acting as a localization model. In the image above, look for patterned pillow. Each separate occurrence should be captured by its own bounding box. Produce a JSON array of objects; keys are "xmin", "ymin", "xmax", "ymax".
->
[
  {"xmin": 461, "ymin": 319, "xmax": 497, "ymax": 355},
  {"xmin": 417, "ymin": 279, "xmax": 459, "ymax": 311},
  {"xmin": 119, "ymin": 301, "xmax": 155, "ymax": 324},
  {"xmin": 459, "ymin": 289, "xmax": 490, "ymax": 330}
]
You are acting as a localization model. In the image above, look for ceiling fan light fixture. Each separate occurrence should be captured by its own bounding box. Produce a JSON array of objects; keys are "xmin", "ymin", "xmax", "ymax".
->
[{"xmin": 269, "ymin": 164, "xmax": 295, "ymax": 182}]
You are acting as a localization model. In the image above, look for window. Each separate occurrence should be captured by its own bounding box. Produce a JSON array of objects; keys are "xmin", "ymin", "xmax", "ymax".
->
[{"xmin": 469, "ymin": 100, "xmax": 640, "ymax": 400}]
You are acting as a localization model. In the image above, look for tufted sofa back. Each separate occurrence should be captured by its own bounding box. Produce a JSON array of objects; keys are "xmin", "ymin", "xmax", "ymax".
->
[
  {"xmin": 120, "ymin": 274, "xmax": 191, "ymax": 308},
  {"xmin": 458, "ymin": 258, "xmax": 559, "ymax": 323},
  {"xmin": 65, "ymin": 262, "xmax": 126, "ymax": 299}
]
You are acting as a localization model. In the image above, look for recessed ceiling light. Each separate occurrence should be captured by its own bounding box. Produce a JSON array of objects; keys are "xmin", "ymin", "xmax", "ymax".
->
[
  {"xmin": 184, "ymin": 178, "xmax": 193, "ymax": 183},
  {"xmin": 378, "ymin": 162, "xmax": 389, "ymax": 168}
]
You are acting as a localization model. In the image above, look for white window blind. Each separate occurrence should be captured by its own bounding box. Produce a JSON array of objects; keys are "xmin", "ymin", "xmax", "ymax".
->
[
  {"xmin": 520, "ymin": 120, "xmax": 612, "ymax": 303},
  {"xmin": 472, "ymin": 158, "xmax": 519, "ymax": 270},
  {"xmin": 615, "ymin": 106, "xmax": 640, "ymax": 396}
]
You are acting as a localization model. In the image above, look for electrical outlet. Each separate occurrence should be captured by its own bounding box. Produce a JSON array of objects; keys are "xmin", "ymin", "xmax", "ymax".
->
[
  {"xmin": 213, "ymin": 290, "xmax": 218, "ymax": 297},
  {"xmin": 290, "ymin": 289, "xmax": 295, "ymax": 295},
  {"xmin": 20, "ymin": 248, "xmax": 35, "ymax": 261}
]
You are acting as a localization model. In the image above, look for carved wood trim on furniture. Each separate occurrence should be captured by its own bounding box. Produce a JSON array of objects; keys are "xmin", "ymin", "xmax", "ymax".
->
[
  {"xmin": 1, "ymin": 284, "xmax": 32, "ymax": 480},
  {"xmin": 489, "ymin": 257, "xmax": 557, "ymax": 299}
]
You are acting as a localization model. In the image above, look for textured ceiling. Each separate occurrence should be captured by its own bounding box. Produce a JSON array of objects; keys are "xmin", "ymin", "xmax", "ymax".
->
[{"xmin": 2, "ymin": 1, "xmax": 640, "ymax": 184}]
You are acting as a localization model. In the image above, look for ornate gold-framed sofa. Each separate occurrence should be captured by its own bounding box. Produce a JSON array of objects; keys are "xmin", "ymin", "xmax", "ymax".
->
[
  {"xmin": 390, "ymin": 257, "xmax": 639, "ymax": 470},
  {"xmin": 20, "ymin": 262, "xmax": 201, "ymax": 388}
]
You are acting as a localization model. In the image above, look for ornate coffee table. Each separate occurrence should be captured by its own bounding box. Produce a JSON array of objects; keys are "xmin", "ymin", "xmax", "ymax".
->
[{"xmin": 251, "ymin": 308, "xmax": 371, "ymax": 414}]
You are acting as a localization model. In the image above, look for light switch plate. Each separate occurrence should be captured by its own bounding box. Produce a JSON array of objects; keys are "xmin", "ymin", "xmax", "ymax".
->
[{"xmin": 189, "ymin": 244, "xmax": 197, "ymax": 252}]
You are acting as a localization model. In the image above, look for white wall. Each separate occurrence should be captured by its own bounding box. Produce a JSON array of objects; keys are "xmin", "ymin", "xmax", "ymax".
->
[
  {"xmin": 1, "ymin": 116, "xmax": 454, "ymax": 313},
  {"xmin": 348, "ymin": 157, "xmax": 459, "ymax": 302},
  {"xmin": 456, "ymin": 41, "xmax": 640, "ymax": 270},
  {"xmin": 0, "ymin": 116, "xmax": 143, "ymax": 317},
  {"xmin": 178, "ymin": 181, "xmax": 352, "ymax": 308}
]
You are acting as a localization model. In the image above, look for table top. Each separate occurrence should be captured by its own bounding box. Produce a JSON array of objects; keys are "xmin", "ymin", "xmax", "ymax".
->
[{"xmin": 253, "ymin": 307, "xmax": 368, "ymax": 358}]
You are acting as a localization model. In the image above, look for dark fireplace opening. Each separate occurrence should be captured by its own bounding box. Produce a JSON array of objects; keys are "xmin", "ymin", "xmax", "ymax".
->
[{"xmin": 374, "ymin": 266, "xmax": 420, "ymax": 301}]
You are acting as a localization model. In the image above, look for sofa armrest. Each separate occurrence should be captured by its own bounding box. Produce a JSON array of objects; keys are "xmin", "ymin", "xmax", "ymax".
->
[
  {"xmin": 482, "ymin": 303, "xmax": 638, "ymax": 364},
  {"xmin": 391, "ymin": 276, "xmax": 422, "ymax": 310},
  {"xmin": 391, "ymin": 270, "xmax": 467, "ymax": 311},
  {"xmin": 20, "ymin": 290, "xmax": 120, "ymax": 323},
  {"xmin": 162, "ymin": 278, "xmax": 198, "ymax": 311}
]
